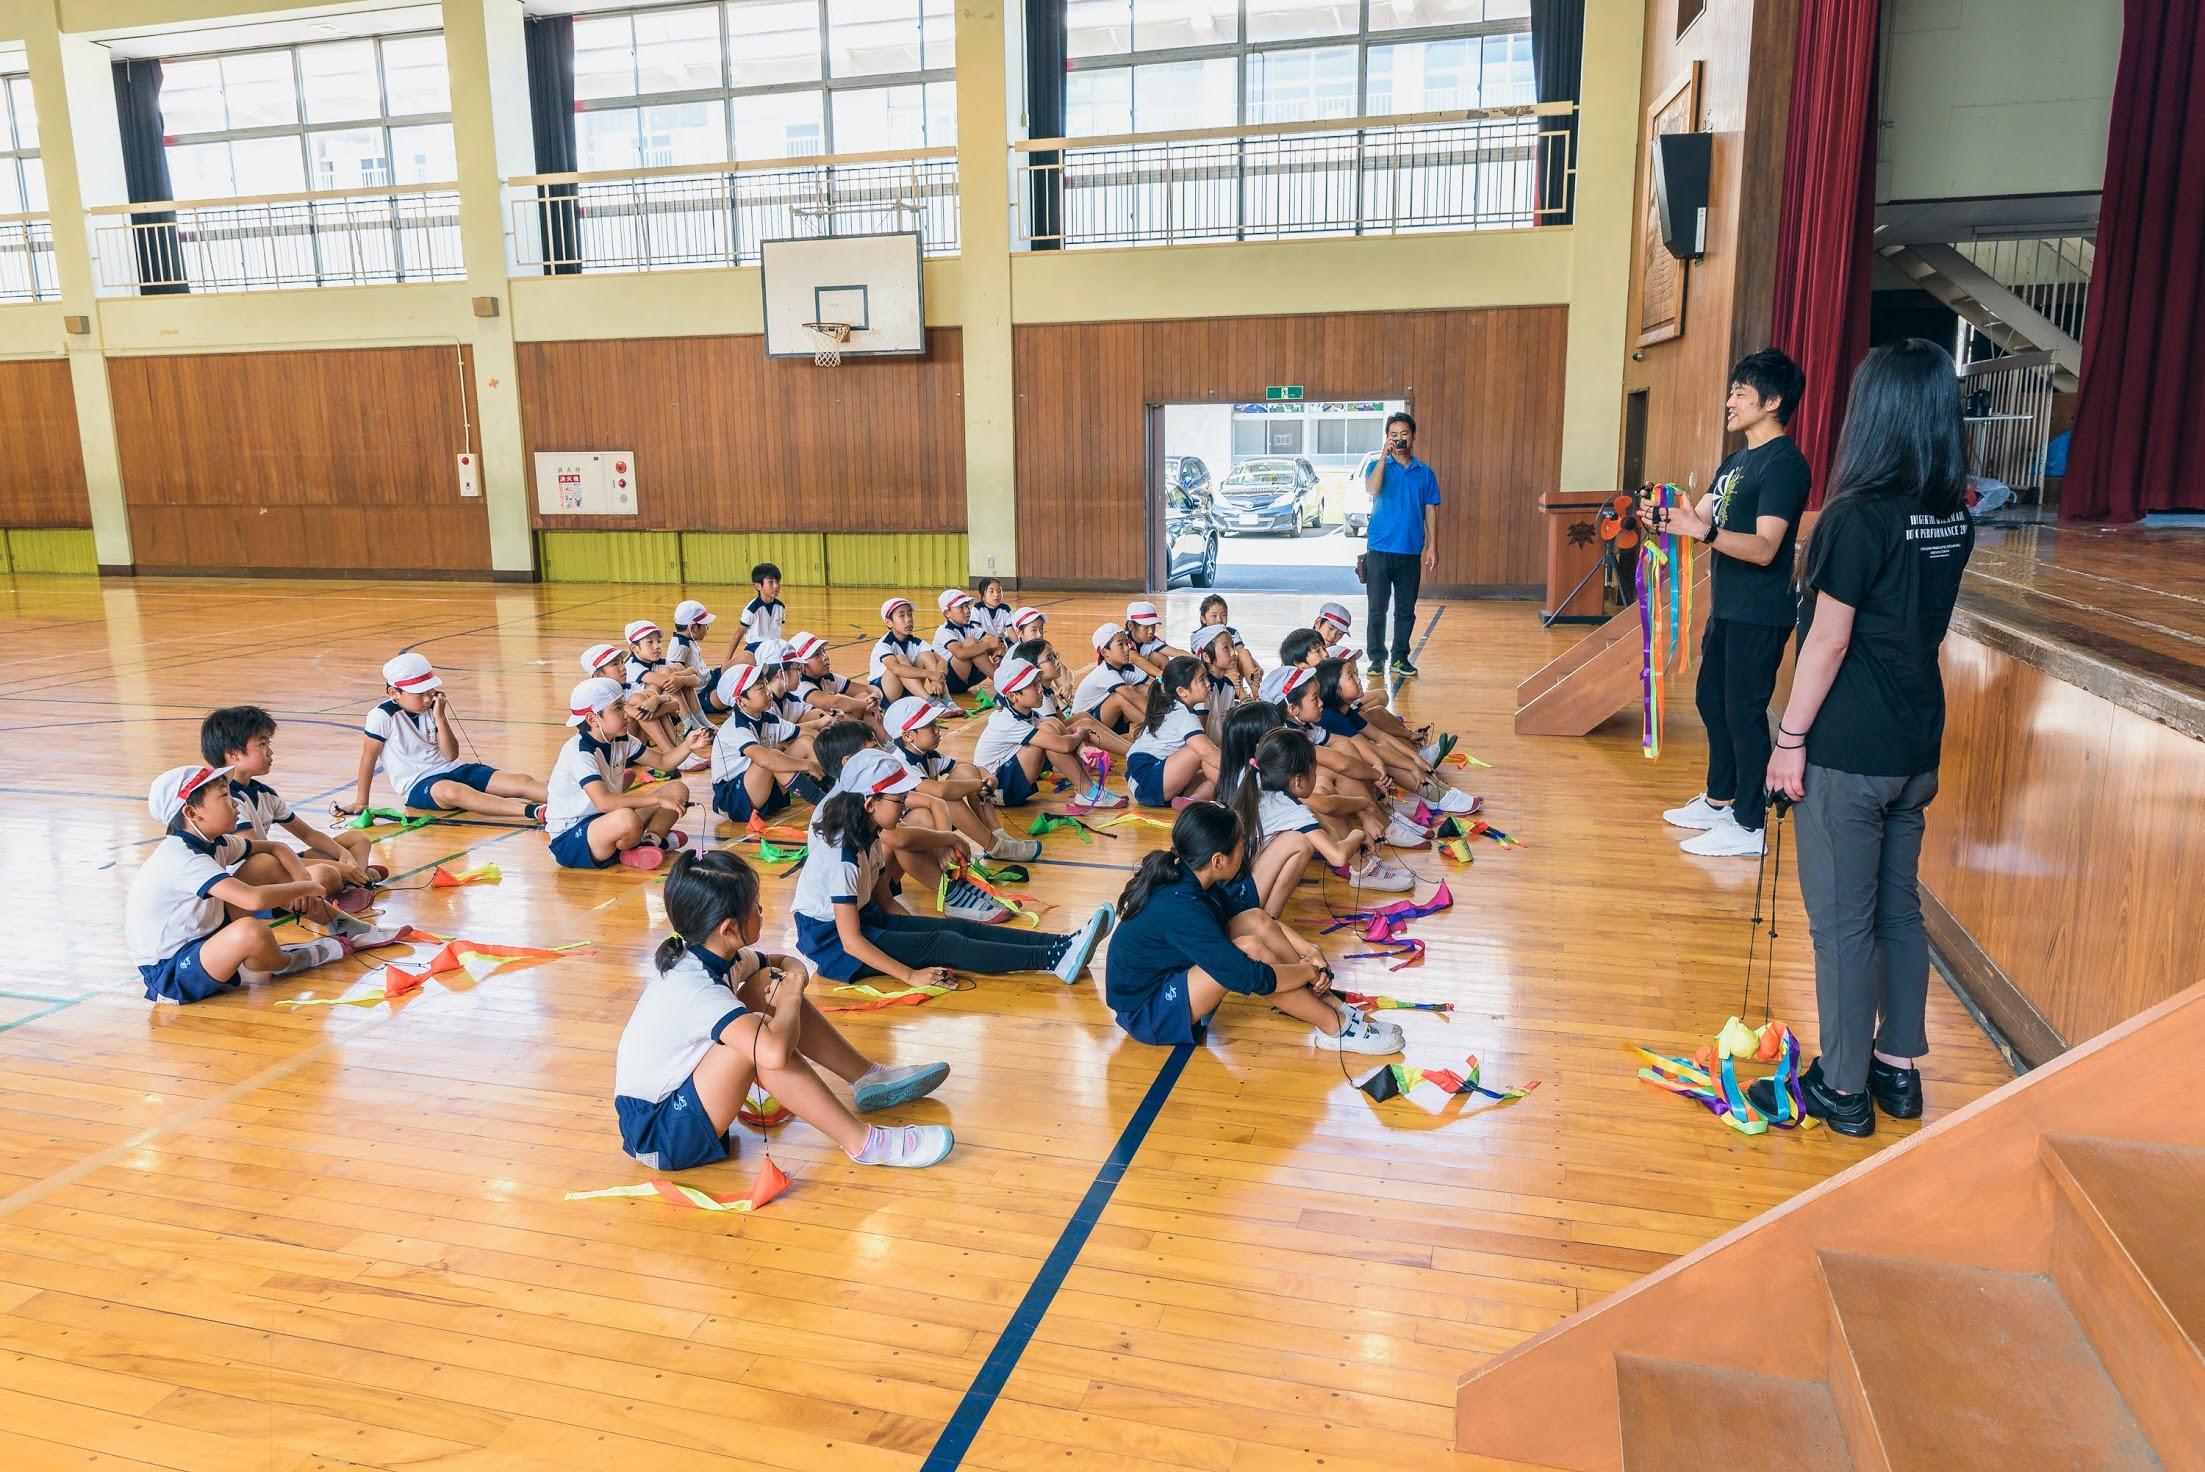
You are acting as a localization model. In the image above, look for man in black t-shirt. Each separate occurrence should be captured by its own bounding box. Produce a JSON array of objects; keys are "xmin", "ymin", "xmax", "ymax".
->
[{"xmin": 1656, "ymin": 349, "xmax": 1812, "ymax": 859}]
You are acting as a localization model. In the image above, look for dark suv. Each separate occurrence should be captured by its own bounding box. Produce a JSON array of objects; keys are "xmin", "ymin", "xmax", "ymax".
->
[{"xmin": 1162, "ymin": 456, "xmax": 1219, "ymax": 587}]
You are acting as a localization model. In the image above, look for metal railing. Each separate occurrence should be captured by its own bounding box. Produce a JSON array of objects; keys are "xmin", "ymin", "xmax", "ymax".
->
[
  {"xmin": 0, "ymin": 212, "xmax": 58, "ymax": 302},
  {"xmin": 1014, "ymin": 102, "xmax": 1573, "ymax": 249},
  {"xmin": 1954, "ymin": 234, "xmax": 2094, "ymax": 348},
  {"xmin": 1960, "ymin": 349, "xmax": 2059, "ymax": 505},
  {"xmin": 508, "ymin": 148, "xmax": 960, "ymax": 274},
  {"xmin": 90, "ymin": 183, "xmax": 465, "ymax": 296}
]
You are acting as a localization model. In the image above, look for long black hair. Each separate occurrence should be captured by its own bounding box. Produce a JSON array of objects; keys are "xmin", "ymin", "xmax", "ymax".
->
[
  {"xmin": 1227, "ymin": 727, "xmax": 1316, "ymax": 849},
  {"xmin": 1804, "ymin": 338, "xmax": 1969, "ymax": 577},
  {"xmin": 1214, "ymin": 699, "xmax": 1283, "ymax": 811},
  {"xmin": 813, "ymin": 790, "xmax": 878, "ymax": 853},
  {"xmin": 1116, "ymin": 801, "xmax": 1245, "ymax": 923},
  {"xmin": 813, "ymin": 719, "xmax": 876, "ymax": 786},
  {"xmin": 1312, "ymin": 656, "xmax": 1353, "ymax": 713},
  {"xmin": 1141, "ymin": 654, "xmax": 1208, "ymax": 735},
  {"xmin": 655, "ymin": 850, "xmax": 760, "ymax": 972}
]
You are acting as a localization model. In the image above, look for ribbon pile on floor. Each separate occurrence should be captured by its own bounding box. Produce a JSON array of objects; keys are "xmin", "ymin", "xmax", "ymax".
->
[
  {"xmin": 1029, "ymin": 812, "xmax": 1112, "ymax": 843},
  {"xmin": 1634, "ymin": 482, "xmax": 1696, "ymax": 759},
  {"xmin": 1439, "ymin": 750, "xmax": 1492, "ymax": 770},
  {"xmin": 1341, "ymin": 939, "xmax": 1426, "ymax": 970},
  {"xmin": 1325, "ymin": 880, "xmax": 1453, "ymax": 944},
  {"xmin": 565, "ymin": 1157, "xmax": 789, "ymax": 1213},
  {"xmin": 1339, "ymin": 990, "xmax": 1452, "ymax": 1015},
  {"xmin": 275, "ymin": 931, "xmax": 589, "ymax": 1008},
  {"xmin": 342, "ymin": 807, "xmax": 433, "ymax": 833},
  {"xmin": 1630, "ymin": 1016, "xmax": 1818, "ymax": 1135},
  {"xmin": 1358, "ymin": 1055, "xmax": 1539, "ymax": 1105},
  {"xmin": 820, "ymin": 979, "xmax": 966, "ymax": 1013}
]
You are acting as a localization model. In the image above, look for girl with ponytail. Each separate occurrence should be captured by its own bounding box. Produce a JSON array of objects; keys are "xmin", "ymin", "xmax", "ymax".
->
[
  {"xmin": 1126, "ymin": 655, "xmax": 1221, "ymax": 807},
  {"xmin": 1230, "ymin": 728, "xmax": 1411, "ymax": 912},
  {"xmin": 614, "ymin": 849, "xmax": 959, "ymax": 1173},
  {"xmin": 1104, "ymin": 802, "xmax": 1405, "ymax": 1055}
]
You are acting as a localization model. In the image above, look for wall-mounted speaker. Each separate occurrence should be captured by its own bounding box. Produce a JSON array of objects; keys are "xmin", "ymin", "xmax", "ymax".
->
[{"xmin": 1652, "ymin": 131, "xmax": 1713, "ymax": 261}]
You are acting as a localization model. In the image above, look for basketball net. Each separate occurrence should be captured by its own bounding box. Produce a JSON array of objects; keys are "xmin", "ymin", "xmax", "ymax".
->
[{"xmin": 802, "ymin": 321, "xmax": 853, "ymax": 368}]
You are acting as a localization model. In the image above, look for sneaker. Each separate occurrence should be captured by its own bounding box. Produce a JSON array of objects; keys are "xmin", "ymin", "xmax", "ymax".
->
[
  {"xmin": 1366, "ymin": 655, "xmax": 1389, "ymax": 676},
  {"xmin": 1053, "ymin": 904, "xmax": 1114, "ymax": 984},
  {"xmin": 1867, "ymin": 1058, "xmax": 1924, "ymax": 1120},
  {"xmin": 1390, "ymin": 656, "xmax": 1420, "ymax": 678},
  {"xmin": 663, "ymin": 829, "xmax": 690, "ymax": 851},
  {"xmin": 942, "ymin": 879, "xmax": 1010, "ymax": 924},
  {"xmin": 331, "ymin": 887, "xmax": 375, "ymax": 914},
  {"xmin": 1748, "ymin": 1057, "xmax": 1874, "ymax": 1138},
  {"xmin": 1661, "ymin": 793, "xmax": 1734, "ymax": 831},
  {"xmin": 618, "ymin": 844, "xmax": 665, "ymax": 871},
  {"xmin": 987, "ymin": 830, "xmax": 1043, "ymax": 863},
  {"xmin": 1418, "ymin": 739, "xmax": 1445, "ymax": 766},
  {"xmin": 324, "ymin": 911, "xmax": 402, "ymax": 948},
  {"xmin": 1079, "ymin": 786, "xmax": 1129, "ymax": 810},
  {"xmin": 677, "ymin": 751, "xmax": 710, "ymax": 773},
  {"xmin": 680, "ymin": 712, "xmax": 712, "ymax": 737},
  {"xmin": 1680, "ymin": 821, "xmax": 1765, "ymax": 858},
  {"xmin": 1354, "ymin": 856, "xmax": 1416, "ymax": 892},
  {"xmin": 849, "ymin": 1122, "xmax": 955, "ymax": 1167},
  {"xmin": 1419, "ymin": 782, "xmax": 1481, "ymax": 815},
  {"xmin": 1316, "ymin": 1008, "xmax": 1404, "ymax": 1055},
  {"xmin": 1390, "ymin": 796, "xmax": 1434, "ymax": 828},
  {"xmin": 523, "ymin": 803, "xmax": 548, "ymax": 827},
  {"xmin": 853, "ymin": 1061, "xmax": 952, "ymax": 1113},
  {"xmin": 1382, "ymin": 816, "xmax": 1431, "ymax": 850}
]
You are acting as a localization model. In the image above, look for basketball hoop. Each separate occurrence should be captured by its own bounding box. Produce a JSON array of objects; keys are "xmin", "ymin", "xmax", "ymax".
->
[{"xmin": 802, "ymin": 321, "xmax": 853, "ymax": 368}]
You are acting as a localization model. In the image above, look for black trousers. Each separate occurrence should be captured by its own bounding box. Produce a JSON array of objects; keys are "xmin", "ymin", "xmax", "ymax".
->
[
  {"xmin": 1364, "ymin": 550, "xmax": 1423, "ymax": 664},
  {"xmin": 1694, "ymin": 617, "xmax": 1790, "ymax": 833},
  {"xmin": 860, "ymin": 911, "xmax": 1065, "ymax": 976}
]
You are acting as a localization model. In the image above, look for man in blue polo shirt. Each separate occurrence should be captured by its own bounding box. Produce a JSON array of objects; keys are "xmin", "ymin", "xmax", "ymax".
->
[{"xmin": 1362, "ymin": 411, "xmax": 1441, "ymax": 677}]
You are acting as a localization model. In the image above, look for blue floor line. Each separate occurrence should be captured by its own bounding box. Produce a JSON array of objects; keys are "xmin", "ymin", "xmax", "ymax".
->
[{"xmin": 919, "ymin": 1039, "xmax": 1196, "ymax": 1471}]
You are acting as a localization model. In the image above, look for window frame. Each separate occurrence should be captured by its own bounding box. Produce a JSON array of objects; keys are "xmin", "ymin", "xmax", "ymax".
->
[
  {"xmin": 1064, "ymin": 0, "xmax": 1533, "ymax": 136},
  {"xmin": 1, "ymin": 66, "xmax": 39, "ymax": 212},
  {"xmin": 570, "ymin": 0, "xmax": 957, "ymax": 166}
]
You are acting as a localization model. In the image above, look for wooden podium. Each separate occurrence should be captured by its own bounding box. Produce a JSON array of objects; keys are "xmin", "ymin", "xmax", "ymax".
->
[{"xmin": 1538, "ymin": 490, "xmax": 1614, "ymax": 624}]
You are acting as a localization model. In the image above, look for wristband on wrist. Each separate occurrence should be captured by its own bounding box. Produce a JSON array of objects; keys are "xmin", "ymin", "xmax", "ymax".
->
[
  {"xmin": 1778, "ymin": 722, "xmax": 1807, "ymax": 737},
  {"xmin": 1775, "ymin": 739, "xmax": 1805, "ymax": 750}
]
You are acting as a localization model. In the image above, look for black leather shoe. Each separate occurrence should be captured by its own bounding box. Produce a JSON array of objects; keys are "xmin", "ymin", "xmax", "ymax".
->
[
  {"xmin": 1868, "ymin": 1058, "xmax": 1924, "ymax": 1119},
  {"xmin": 1747, "ymin": 1057, "xmax": 1874, "ymax": 1138}
]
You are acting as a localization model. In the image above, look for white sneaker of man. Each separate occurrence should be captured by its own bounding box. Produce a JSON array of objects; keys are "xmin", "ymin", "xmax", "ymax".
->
[
  {"xmin": 1662, "ymin": 793, "xmax": 1734, "ymax": 830},
  {"xmin": 1680, "ymin": 818, "xmax": 1765, "ymax": 857}
]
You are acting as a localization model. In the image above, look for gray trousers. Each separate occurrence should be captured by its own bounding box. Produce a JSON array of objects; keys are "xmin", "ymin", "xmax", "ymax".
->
[{"xmin": 1791, "ymin": 766, "xmax": 1940, "ymax": 1095}]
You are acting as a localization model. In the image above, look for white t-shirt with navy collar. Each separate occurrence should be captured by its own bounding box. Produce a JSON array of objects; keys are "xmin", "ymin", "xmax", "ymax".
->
[
  {"xmin": 1129, "ymin": 704, "xmax": 1205, "ymax": 762},
  {"xmin": 711, "ymin": 709, "xmax": 797, "ymax": 783},
  {"xmin": 668, "ymin": 632, "xmax": 716, "ymax": 678},
  {"xmin": 974, "ymin": 604, "xmax": 1015, "ymax": 639},
  {"xmin": 791, "ymin": 821, "xmax": 885, "ymax": 924},
  {"xmin": 740, "ymin": 597, "xmax": 787, "ymax": 647},
  {"xmin": 1072, "ymin": 660, "xmax": 1148, "ymax": 714},
  {"xmin": 934, "ymin": 618, "xmax": 985, "ymax": 659},
  {"xmin": 228, "ymin": 778, "xmax": 294, "ymax": 840},
  {"xmin": 892, "ymin": 741, "xmax": 955, "ymax": 785},
  {"xmin": 623, "ymin": 652, "xmax": 668, "ymax": 692},
  {"xmin": 1256, "ymin": 787, "xmax": 1322, "ymax": 847},
  {"xmin": 126, "ymin": 830, "xmax": 250, "ymax": 968},
  {"xmin": 363, "ymin": 699, "xmax": 459, "ymax": 802},
  {"xmin": 869, "ymin": 631, "xmax": 928, "ymax": 683},
  {"xmin": 613, "ymin": 944, "xmax": 765, "ymax": 1105},
  {"xmin": 972, "ymin": 705, "xmax": 1039, "ymax": 773},
  {"xmin": 547, "ymin": 731, "xmax": 644, "ymax": 837}
]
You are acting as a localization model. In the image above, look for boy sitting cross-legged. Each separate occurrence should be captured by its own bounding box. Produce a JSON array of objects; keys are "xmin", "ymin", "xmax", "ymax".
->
[
  {"xmin": 547, "ymin": 678, "xmax": 710, "ymax": 872},
  {"xmin": 334, "ymin": 654, "xmax": 547, "ymax": 824},
  {"xmin": 202, "ymin": 704, "xmax": 387, "ymax": 901},
  {"xmin": 972, "ymin": 657, "xmax": 1126, "ymax": 811}
]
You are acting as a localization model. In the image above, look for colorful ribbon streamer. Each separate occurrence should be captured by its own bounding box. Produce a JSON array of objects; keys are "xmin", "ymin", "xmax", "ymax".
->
[
  {"xmin": 428, "ymin": 862, "xmax": 500, "ymax": 887},
  {"xmin": 1435, "ymin": 816, "xmax": 1520, "ymax": 848},
  {"xmin": 820, "ymin": 981, "xmax": 953, "ymax": 1013},
  {"xmin": 1440, "ymin": 751, "xmax": 1493, "ymax": 770},
  {"xmin": 1339, "ymin": 988, "xmax": 1450, "ymax": 1013},
  {"xmin": 1324, "ymin": 880, "xmax": 1454, "ymax": 943},
  {"xmin": 565, "ymin": 1157, "xmax": 789, "ymax": 1213},
  {"xmin": 343, "ymin": 807, "xmax": 433, "ymax": 832},
  {"xmin": 1029, "ymin": 812, "xmax": 1112, "ymax": 843},
  {"xmin": 379, "ymin": 938, "xmax": 594, "ymax": 993},
  {"xmin": 1357, "ymin": 1055, "xmax": 1537, "ymax": 1105},
  {"xmin": 1339, "ymin": 940, "xmax": 1427, "ymax": 971},
  {"xmin": 1628, "ymin": 1020, "xmax": 1818, "ymax": 1136}
]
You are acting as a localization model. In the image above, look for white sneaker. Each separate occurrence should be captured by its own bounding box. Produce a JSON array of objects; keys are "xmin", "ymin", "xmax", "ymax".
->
[
  {"xmin": 849, "ymin": 1122, "xmax": 954, "ymax": 1167},
  {"xmin": 1077, "ymin": 786, "xmax": 1128, "ymax": 810},
  {"xmin": 1680, "ymin": 820, "xmax": 1765, "ymax": 857},
  {"xmin": 1419, "ymin": 782, "xmax": 1481, "ymax": 815},
  {"xmin": 677, "ymin": 750, "xmax": 710, "ymax": 772},
  {"xmin": 1418, "ymin": 739, "xmax": 1444, "ymax": 766},
  {"xmin": 1662, "ymin": 793, "xmax": 1734, "ymax": 830},
  {"xmin": 1316, "ymin": 1008, "xmax": 1404, "ymax": 1055},
  {"xmin": 1053, "ymin": 904, "xmax": 1114, "ymax": 984},
  {"xmin": 941, "ymin": 879, "xmax": 1010, "ymax": 923},
  {"xmin": 987, "ymin": 830, "xmax": 1043, "ymax": 862},
  {"xmin": 1354, "ymin": 856, "xmax": 1416, "ymax": 892},
  {"xmin": 1383, "ymin": 816, "xmax": 1430, "ymax": 849}
]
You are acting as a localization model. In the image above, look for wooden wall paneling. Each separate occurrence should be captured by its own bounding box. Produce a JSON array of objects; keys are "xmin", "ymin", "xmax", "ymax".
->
[
  {"xmin": 515, "ymin": 330, "xmax": 966, "ymax": 534},
  {"xmin": 109, "ymin": 346, "xmax": 489, "ymax": 572},
  {"xmin": 0, "ymin": 358, "xmax": 91, "ymax": 528},
  {"xmin": 1918, "ymin": 635, "xmax": 2205, "ymax": 1048},
  {"xmin": 1012, "ymin": 307, "xmax": 1567, "ymax": 591}
]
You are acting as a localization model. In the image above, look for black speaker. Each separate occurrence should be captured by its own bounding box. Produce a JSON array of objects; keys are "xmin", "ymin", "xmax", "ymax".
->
[{"xmin": 1652, "ymin": 131, "xmax": 1713, "ymax": 260}]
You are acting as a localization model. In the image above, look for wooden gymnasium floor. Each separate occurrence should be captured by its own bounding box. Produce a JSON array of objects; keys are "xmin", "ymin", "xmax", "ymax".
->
[{"xmin": 0, "ymin": 577, "xmax": 2015, "ymax": 1472}]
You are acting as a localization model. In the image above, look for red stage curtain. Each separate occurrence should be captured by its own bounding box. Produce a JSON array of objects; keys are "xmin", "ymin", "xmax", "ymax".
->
[
  {"xmin": 2061, "ymin": 0, "xmax": 2205, "ymax": 521},
  {"xmin": 1768, "ymin": 0, "xmax": 1881, "ymax": 508}
]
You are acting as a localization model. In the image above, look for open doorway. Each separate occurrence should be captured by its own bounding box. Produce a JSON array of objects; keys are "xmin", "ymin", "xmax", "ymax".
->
[{"xmin": 1152, "ymin": 398, "xmax": 1408, "ymax": 595}]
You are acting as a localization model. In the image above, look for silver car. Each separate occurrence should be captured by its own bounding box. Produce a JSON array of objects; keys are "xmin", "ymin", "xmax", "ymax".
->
[{"xmin": 1217, "ymin": 456, "xmax": 1323, "ymax": 535}]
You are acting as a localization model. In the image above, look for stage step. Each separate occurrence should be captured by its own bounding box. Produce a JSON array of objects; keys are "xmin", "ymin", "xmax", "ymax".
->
[
  {"xmin": 1819, "ymin": 1251, "xmax": 2159, "ymax": 1470},
  {"xmin": 1615, "ymin": 1356, "xmax": 1850, "ymax": 1472},
  {"xmin": 2041, "ymin": 1134, "xmax": 2205, "ymax": 1466}
]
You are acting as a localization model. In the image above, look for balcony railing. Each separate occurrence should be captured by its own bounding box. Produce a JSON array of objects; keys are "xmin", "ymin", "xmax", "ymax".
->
[
  {"xmin": 508, "ymin": 147, "xmax": 959, "ymax": 275},
  {"xmin": 1, "ymin": 213, "xmax": 58, "ymax": 302},
  {"xmin": 90, "ymin": 183, "xmax": 464, "ymax": 296},
  {"xmin": 1014, "ymin": 102, "xmax": 1574, "ymax": 249}
]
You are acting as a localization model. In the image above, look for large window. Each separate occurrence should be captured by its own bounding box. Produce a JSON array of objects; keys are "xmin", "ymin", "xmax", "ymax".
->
[
  {"xmin": 1065, "ymin": 0, "xmax": 1531, "ymax": 135},
  {"xmin": 571, "ymin": 0, "xmax": 956, "ymax": 169},
  {"xmin": 0, "ymin": 59, "xmax": 55, "ymax": 301},
  {"xmin": 159, "ymin": 34, "xmax": 456, "ymax": 199}
]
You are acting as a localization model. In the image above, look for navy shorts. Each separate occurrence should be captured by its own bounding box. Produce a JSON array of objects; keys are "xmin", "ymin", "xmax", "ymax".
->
[
  {"xmin": 992, "ymin": 753, "xmax": 1037, "ymax": 808},
  {"xmin": 945, "ymin": 661, "xmax": 984, "ymax": 695},
  {"xmin": 548, "ymin": 812, "xmax": 615, "ymax": 869},
  {"xmin": 1114, "ymin": 971, "xmax": 1206, "ymax": 1047},
  {"xmin": 699, "ymin": 672, "xmax": 730, "ymax": 715},
  {"xmin": 795, "ymin": 901, "xmax": 889, "ymax": 982},
  {"xmin": 406, "ymin": 761, "xmax": 497, "ymax": 810},
  {"xmin": 139, "ymin": 934, "xmax": 232, "ymax": 1004},
  {"xmin": 1319, "ymin": 707, "xmax": 1368, "ymax": 738},
  {"xmin": 615, "ymin": 1076, "xmax": 732, "ymax": 1172},
  {"xmin": 712, "ymin": 773, "xmax": 789, "ymax": 823},
  {"xmin": 1126, "ymin": 751, "xmax": 1169, "ymax": 807}
]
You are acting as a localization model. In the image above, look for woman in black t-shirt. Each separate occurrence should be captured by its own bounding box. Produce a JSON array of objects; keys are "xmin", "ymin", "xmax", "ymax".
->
[{"xmin": 1751, "ymin": 340, "xmax": 1975, "ymax": 1139}]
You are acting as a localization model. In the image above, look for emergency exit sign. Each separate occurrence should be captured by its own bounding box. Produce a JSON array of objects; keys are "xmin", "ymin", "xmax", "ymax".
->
[{"xmin": 1266, "ymin": 385, "xmax": 1304, "ymax": 401}]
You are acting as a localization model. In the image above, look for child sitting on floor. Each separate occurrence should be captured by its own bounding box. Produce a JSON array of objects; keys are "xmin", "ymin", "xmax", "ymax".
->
[
  {"xmin": 202, "ymin": 705, "xmax": 386, "ymax": 899},
  {"xmin": 869, "ymin": 597, "xmax": 954, "ymax": 707},
  {"xmin": 1123, "ymin": 600, "xmax": 1183, "ymax": 676},
  {"xmin": 1102, "ymin": 802, "xmax": 1401, "ymax": 1052},
  {"xmin": 973, "ymin": 657, "xmax": 1125, "ymax": 810},
  {"xmin": 335, "ymin": 654, "xmax": 547, "ymax": 824},
  {"xmin": 128, "ymin": 764, "xmax": 354, "ymax": 1003},
  {"xmin": 1219, "ymin": 723, "xmax": 1407, "ymax": 909},
  {"xmin": 1126, "ymin": 656, "xmax": 1220, "ymax": 807},
  {"xmin": 615, "ymin": 849, "xmax": 956, "ymax": 1173},
  {"xmin": 667, "ymin": 600, "xmax": 730, "ymax": 716},
  {"xmin": 1197, "ymin": 594, "xmax": 1262, "ymax": 699},
  {"xmin": 709, "ymin": 664, "xmax": 824, "ymax": 825},
  {"xmin": 815, "ymin": 721, "xmax": 1004, "ymax": 923},
  {"xmin": 623, "ymin": 619, "xmax": 709, "ymax": 750},
  {"xmin": 1069, "ymin": 624, "xmax": 1152, "ymax": 735},
  {"xmin": 972, "ymin": 576, "xmax": 1017, "ymax": 643},
  {"xmin": 1013, "ymin": 637, "xmax": 1130, "ymax": 761},
  {"xmin": 792, "ymin": 755, "xmax": 1113, "ymax": 988},
  {"xmin": 546, "ymin": 678, "xmax": 706, "ymax": 872},
  {"xmin": 1263, "ymin": 666, "xmax": 1421, "ymax": 849},
  {"xmin": 786, "ymin": 632, "xmax": 886, "ymax": 733},
  {"xmin": 1189, "ymin": 624, "xmax": 1241, "ymax": 738},
  {"xmin": 933, "ymin": 588, "xmax": 1004, "ymax": 697},
  {"xmin": 884, "ymin": 697, "xmax": 1041, "ymax": 862}
]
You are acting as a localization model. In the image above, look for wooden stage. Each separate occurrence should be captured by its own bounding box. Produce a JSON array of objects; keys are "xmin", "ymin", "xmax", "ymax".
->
[{"xmin": 0, "ymin": 577, "xmax": 2018, "ymax": 1472}]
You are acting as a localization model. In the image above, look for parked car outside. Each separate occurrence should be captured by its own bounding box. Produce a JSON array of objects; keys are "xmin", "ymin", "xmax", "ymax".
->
[
  {"xmin": 1163, "ymin": 458, "xmax": 1219, "ymax": 587},
  {"xmin": 1344, "ymin": 451, "xmax": 1381, "ymax": 537},
  {"xmin": 1217, "ymin": 456, "xmax": 1323, "ymax": 535},
  {"xmin": 1166, "ymin": 454, "xmax": 1212, "ymax": 498}
]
